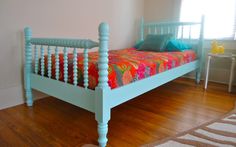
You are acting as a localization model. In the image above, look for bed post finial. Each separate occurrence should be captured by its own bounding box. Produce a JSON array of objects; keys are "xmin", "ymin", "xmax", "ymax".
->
[
  {"xmin": 97, "ymin": 22, "xmax": 109, "ymax": 89},
  {"xmin": 24, "ymin": 27, "xmax": 33, "ymax": 106}
]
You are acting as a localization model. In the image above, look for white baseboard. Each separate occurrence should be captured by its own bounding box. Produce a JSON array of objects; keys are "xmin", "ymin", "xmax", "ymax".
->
[
  {"xmin": 0, "ymin": 86, "xmax": 24, "ymax": 110},
  {"xmin": 185, "ymin": 68, "xmax": 236, "ymax": 86},
  {"xmin": 0, "ymin": 85, "xmax": 47, "ymax": 110}
]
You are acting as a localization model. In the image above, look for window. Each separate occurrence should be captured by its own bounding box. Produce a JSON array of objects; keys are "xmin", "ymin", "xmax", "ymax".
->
[{"xmin": 180, "ymin": 0, "xmax": 236, "ymax": 40}]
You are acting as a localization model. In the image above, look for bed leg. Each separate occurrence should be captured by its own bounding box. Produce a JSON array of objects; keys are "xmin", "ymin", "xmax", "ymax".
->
[
  {"xmin": 24, "ymin": 27, "xmax": 33, "ymax": 107},
  {"xmin": 95, "ymin": 105, "xmax": 110, "ymax": 147},
  {"xmin": 195, "ymin": 69, "xmax": 201, "ymax": 84},
  {"xmin": 95, "ymin": 88, "xmax": 110, "ymax": 147},
  {"xmin": 25, "ymin": 90, "xmax": 33, "ymax": 106},
  {"xmin": 97, "ymin": 121, "xmax": 109, "ymax": 147}
]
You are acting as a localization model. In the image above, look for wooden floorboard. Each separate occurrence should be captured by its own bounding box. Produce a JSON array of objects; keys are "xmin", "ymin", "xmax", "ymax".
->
[{"xmin": 0, "ymin": 78, "xmax": 235, "ymax": 146}]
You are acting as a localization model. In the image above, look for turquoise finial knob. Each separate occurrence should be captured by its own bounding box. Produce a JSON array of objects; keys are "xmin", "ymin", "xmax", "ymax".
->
[
  {"xmin": 24, "ymin": 27, "xmax": 32, "ymax": 35},
  {"xmin": 99, "ymin": 22, "xmax": 109, "ymax": 33},
  {"xmin": 24, "ymin": 27, "xmax": 32, "ymax": 42}
]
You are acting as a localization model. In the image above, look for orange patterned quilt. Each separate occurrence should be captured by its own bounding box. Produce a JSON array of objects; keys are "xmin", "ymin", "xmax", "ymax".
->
[{"xmin": 43, "ymin": 48, "xmax": 197, "ymax": 89}]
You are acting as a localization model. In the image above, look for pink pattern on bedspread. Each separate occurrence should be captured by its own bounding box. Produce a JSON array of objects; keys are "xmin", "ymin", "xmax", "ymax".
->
[{"xmin": 43, "ymin": 48, "xmax": 197, "ymax": 89}]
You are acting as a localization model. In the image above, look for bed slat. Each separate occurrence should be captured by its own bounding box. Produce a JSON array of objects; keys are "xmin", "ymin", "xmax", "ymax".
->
[
  {"xmin": 174, "ymin": 26, "xmax": 178, "ymax": 38},
  {"xmin": 83, "ymin": 49, "xmax": 89, "ymax": 89},
  {"xmin": 170, "ymin": 27, "xmax": 174, "ymax": 36},
  {"xmin": 181, "ymin": 25, "xmax": 184, "ymax": 40},
  {"xmin": 189, "ymin": 25, "xmax": 192, "ymax": 41},
  {"xmin": 148, "ymin": 26, "xmax": 151, "ymax": 34},
  {"xmin": 73, "ymin": 48, "xmax": 78, "ymax": 86},
  {"xmin": 34, "ymin": 45, "xmax": 38, "ymax": 74},
  {"xmin": 63, "ymin": 47, "xmax": 68, "ymax": 83},
  {"xmin": 40, "ymin": 45, "xmax": 45, "ymax": 76},
  {"xmin": 160, "ymin": 27, "xmax": 164, "ymax": 34},
  {"xmin": 166, "ymin": 26, "xmax": 169, "ymax": 34},
  {"xmin": 154, "ymin": 26, "xmax": 157, "ymax": 34},
  {"xmin": 140, "ymin": 17, "xmax": 144, "ymax": 41},
  {"xmin": 47, "ymin": 46, "xmax": 52, "ymax": 78},
  {"xmin": 55, "ymin": 47, "xmax": 60, "ymax": 80}
]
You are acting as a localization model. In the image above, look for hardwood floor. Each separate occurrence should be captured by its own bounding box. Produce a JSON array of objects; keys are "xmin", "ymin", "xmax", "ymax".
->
[{"xmin": 0, "ymin": 78, "xmax": 235, "ymax": 146}]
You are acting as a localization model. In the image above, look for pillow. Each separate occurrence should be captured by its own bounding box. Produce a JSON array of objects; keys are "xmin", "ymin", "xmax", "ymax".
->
[
  {"xmin": 165, "ymin": 39, "xmax": 192, "ymax": 51},
  {"xmin": 138, "ymin": 34, "xmax": 172, "ymax": 52},
  {"xmin": 134, "ymin": 40, "xmax": 144, "ymax": 49}
]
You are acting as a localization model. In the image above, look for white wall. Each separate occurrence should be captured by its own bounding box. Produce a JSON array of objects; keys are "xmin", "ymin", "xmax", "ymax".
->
[
  {"xmin": 0, "ymin": 0, "xmax": 144, "ymax": 109},
  {"xmin": 144, "ymin": 0, "xmax": 236, "ymax": 88},
  {"xmin": 144, "ymin": 0, "xmax": 181, "ymax": 22}
]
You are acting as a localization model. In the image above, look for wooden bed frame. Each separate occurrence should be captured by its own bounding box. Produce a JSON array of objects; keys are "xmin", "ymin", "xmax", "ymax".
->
[{"xmin": 24, "ymin": 17, "xmax": 204, "ymax": 147}]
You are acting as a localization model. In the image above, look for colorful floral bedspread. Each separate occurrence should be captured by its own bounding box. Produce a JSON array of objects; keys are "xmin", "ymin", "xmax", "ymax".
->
[{"xmin": 44, "ymin": 48, "xmax": 197, "ymax": 89}]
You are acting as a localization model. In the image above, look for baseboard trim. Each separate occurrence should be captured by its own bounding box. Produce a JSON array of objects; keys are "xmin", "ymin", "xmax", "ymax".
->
[
  {"xmin": 184, "ymin": 75, "xmax": 236, "ymax": 86},
  {"xmin": 0, "ymin": 86, "xmax": 24, "ymax": 110},
  {"xmin": 0, "ymin": 86, "xmax": 47, "ymax": 110}
]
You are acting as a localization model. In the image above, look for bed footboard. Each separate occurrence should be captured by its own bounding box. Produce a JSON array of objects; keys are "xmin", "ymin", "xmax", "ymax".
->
[
  {"xmin": 24, "ymin": 23, "xmax": 110, "ymax": 147},
  {"xmin": 23, "ymin": 30, "xmax": 100, "ymax": 106}
]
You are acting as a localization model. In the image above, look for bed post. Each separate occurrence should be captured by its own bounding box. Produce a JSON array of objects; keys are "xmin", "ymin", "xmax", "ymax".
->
[
  {"xmin": 24, "ymin": 27, "xmax": 33, "ymax": 106},
  {"xmin": 196, "ymin": 15, "xmax": 205, "ymax": 84},
  {"xmin": 95, "ymin": 22, "xmax": 110, "ymax": 147}
]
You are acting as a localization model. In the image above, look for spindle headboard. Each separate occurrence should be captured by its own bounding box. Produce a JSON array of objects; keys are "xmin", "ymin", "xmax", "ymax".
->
[
  {"xmin": 140, "ymin": 16, "xmax": 204, "ymax": 41},
  {"xmin": 139, "ymin": 16, "xmax": 205, "ymax": 58}
]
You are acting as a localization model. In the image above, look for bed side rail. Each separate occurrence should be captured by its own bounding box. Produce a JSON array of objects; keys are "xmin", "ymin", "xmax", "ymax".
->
[{"xmin": 24, "ymin": 22, "xmax": 110, "ymax": 90}]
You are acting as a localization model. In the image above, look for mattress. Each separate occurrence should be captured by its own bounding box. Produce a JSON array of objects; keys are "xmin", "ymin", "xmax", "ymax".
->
[{"xmin": 41, "ymin": 48, "xmax": 197, "ymax": 89}]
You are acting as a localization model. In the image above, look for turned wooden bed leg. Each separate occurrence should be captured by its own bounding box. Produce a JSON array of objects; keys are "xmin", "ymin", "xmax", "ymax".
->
[
  {"xmin": 24, "ymin": 27, "xmax": 33, "ymax": 106},
  {"xmin": 95, "ymin": 22, "xmax": 110, "ymax": 147},
  {"xmin": 97, "ymin": 122, "xmax": 109, "ymax": 147},
  {"xmin": 195, "ymin": 69, "xmax": 201, "ymax": 84},
  {"xmin": 95, "ymin": 88, "xmax": 110, "ymax": 147},
  {"xmin": 95, "ymin": 89, "xmax": 110, "ymax": 147}
]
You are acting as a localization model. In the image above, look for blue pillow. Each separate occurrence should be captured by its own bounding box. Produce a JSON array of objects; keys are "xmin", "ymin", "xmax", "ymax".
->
[
  {"xmin": 138, "ymin": 34, "xmax": 172, "ymax": 52},
  {"xmin": 165, "ymin": 39, "xmax": 192, "ymax": 51},
  {"xmin": 134, "ymin": 40, "xmax": 144, "ymax": 49}
]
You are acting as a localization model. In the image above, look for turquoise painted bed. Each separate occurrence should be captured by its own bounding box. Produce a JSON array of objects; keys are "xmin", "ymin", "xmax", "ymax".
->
[{"xmin": 24, "ymin": 17, "xmax": 204, "ymax": 147}]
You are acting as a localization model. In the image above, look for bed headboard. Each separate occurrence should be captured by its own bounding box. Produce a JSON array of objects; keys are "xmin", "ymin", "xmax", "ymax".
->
[
  {"xmin": 140, "ymin": 17, "xmax": 204, "ymax": 40},
  {"xmin": 139, "ymin": 16, "xmax": 205, "ymax": 58}
]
